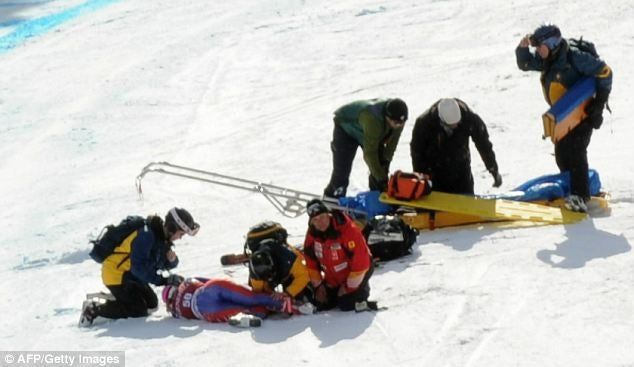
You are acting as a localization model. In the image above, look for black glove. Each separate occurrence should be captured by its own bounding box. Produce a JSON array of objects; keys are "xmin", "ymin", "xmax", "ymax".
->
[
  {"xmin": 585, "ymin": 90, "xmax": 609, "ymax": 129},
  {"xmin": 378, "ymin": 179, "xmax": 388, "ymax": 192},
  {"xmin": 166, "ymin": 273, "xmax": 184, "ymax": 286},
  {"xmin": 369, "ymin": 175, "xmax": 388, "ymax": 192},
  {"xmin": 490, "ymin": 170, "xmax": 503, "ymax": 188}
]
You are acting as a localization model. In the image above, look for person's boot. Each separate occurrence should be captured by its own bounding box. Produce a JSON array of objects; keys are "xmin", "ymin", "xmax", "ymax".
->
[
  {"xmin": 228, "ymin": 313, "xmax": 262, "ymax": 328},
  {"xmin": 565, "ymin": 195, "xmax": 588, "ymax": 213},
  {"xmin": 78, "ymin": 300, "xmax": 98, "ymax": 327}
]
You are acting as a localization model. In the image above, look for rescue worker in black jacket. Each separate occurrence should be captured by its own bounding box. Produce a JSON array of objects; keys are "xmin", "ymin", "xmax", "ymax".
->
[
  {"xmin": 80, "ymin": 207, "xmax": 199, "ymax": 327},
  {"xmin": 515, "ymin": 24, "xmax": 612, "ymax": 212},
  {"xmin": 410, "ymin": 98, "xmax": 502, "ymax": 194}
]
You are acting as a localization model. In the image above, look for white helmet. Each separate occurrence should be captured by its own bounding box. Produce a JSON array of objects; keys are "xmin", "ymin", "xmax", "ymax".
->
[{"xmin": 438, "ymin": 98, "xmax": 461, "ymax": 125}]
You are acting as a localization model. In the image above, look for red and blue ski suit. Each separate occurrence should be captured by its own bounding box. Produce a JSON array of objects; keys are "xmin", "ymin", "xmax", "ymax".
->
[{"xmin": 169, "ymin": 278, "xmax": 283, "ymax": 322}]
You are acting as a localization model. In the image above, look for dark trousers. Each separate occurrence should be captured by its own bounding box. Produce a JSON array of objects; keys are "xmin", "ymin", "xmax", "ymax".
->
[
  {"xmin": 318, "ymin": 262, "xmax": 374, "ymax": 311},
  {"xmin": 324, "ymin": 124, "xmax": 360, "ymax": 198},
  {"xmin": 555, "ymin": 122, "xmax": 593, "ymax": 199},
  {"xmin": 324, "ymin": 124, "xmax": 383, "ymax": 198},
  {"xmin": 431, "ymin": 170, "xmax": 475, "ymax": 195},
  {"xmin": 96, "ymin": 280, "xmax": 158, "ymax": 319}
]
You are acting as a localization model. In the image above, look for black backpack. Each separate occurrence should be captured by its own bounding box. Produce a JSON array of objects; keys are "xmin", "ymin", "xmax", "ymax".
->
[
  {"xmin": 89, "ymin": 216, "xmax": 147, "ymax": 263},
  {"xmin": 567, "ymin": 36, "xmax": 611, "ymax": 120},
  {"xmin": 568, "ymin": 37, "xmax": 599, "ymax": 59},
  {"xmin": 243, "ymin": 221, "xmax": 288, "ymax": 255},
  {"xmin": 362, "ymin": 216, "xmax": 418, "ymax": 261}
]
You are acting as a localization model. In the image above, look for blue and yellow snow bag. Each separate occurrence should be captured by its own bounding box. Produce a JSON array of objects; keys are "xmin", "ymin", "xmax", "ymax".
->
[{"xmin": 542, "ymin": 77, "xmax": 595, "ymax": 143}]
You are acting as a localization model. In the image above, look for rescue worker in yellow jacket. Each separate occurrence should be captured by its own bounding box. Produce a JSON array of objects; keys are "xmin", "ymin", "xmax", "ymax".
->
[{"xmin": 245, "ymin": 221, "xmax": 313, "ymax": 304}]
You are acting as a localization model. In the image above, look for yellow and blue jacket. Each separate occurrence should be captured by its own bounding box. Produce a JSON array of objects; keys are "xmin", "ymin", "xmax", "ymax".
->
[
  {"xmin": 101, "ymin": 216, "xmax": 178, "ymax": 286},
  {"xmin": 516, "ymin": 39, "xmax": 612, "ymax": 106},
  {"xmin": 248, "ymin": 244, "xmax": 310, "ymax": 298}
]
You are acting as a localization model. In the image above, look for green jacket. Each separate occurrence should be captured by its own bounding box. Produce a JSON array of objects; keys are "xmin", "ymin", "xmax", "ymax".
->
[{"xmin": 333, "ymin": 99, "xmax": 403, "ymax": 182}]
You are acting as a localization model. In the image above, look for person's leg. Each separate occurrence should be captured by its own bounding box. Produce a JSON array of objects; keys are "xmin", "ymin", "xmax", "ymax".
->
[
  {"xmin": 567, "ymin": 126, "xmax": 593, "ymax": 199},
  {"xmin": 556, "ymin": 125, "xmax": 592, "ymax": 200},
  {"xmin": 194, "ymin": 279, "xmax": 282, "ymax": 322},
  {"xmin": 315, "ymin": 286, "xmax": 339, "ymax": 311},
  {"xmin": 96, "ymin": 282, "xmax": 154, "ymax": 319},
  {"xmin": 324, "ymin": 124, "xmax": 359, "ymax": 198},
  {"xmin": 337, "ymin": 263, "xmax": 374, "ymax": 311},
  {"xmin": 138, "ymin": 282, "xmax": 159, "ymax": 311},
  {"xmin": 215, "ymin": 280, "xmax": 282, "ymax": 309}
]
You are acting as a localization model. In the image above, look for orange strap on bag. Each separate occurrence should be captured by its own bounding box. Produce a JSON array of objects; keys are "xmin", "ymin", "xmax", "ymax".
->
[{"xmin": 386, "ymin": 171, "xmax": 432, "ymax": 200}]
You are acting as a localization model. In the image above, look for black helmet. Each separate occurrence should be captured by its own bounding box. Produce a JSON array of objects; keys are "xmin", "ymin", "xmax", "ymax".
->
[
  {"xmin": 385, "ymin": 98, "xmax": 408, "ymax": 123},
  {"xmin": 530, "ymin": 24, "xmax": 562, "ymax": 50},
  {"xmin": 249, "ymin": 248, "xmax": 276, "ymax": 281},
  {"xmin": 165, "ymin": 207, "xmax": 199, "ymax": 236}
]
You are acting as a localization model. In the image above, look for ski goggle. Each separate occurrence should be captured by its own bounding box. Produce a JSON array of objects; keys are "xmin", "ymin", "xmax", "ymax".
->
[
  {"xmin": 169, "ymin": 208, "xmax": 200, "ymax": 236},
  {"xmin": 529, "ymin": 35, "xmax": 561, "ymax": 49}
]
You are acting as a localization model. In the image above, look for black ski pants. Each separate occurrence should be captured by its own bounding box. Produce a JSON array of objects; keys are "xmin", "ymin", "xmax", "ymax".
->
[
  {"xmin": 324, "ymin": 124, "xmax": 383, "ymax": 198},
  {"xmin": 96, "ymin": 279, "xmax": 158, "ymax": 319},
  {"xmin": 555, "ymin": 122, "xmax": 593, "ymax": 199}
]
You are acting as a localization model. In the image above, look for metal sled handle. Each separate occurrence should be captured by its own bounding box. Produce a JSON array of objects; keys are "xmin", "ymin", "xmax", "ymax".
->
[{"xmin": 135, "ymin": 161, "xmax": 361, "ymax": 218}]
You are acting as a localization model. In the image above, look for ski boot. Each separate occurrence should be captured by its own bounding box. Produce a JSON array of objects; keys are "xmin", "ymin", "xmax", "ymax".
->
[
  {"xmin": 78, "ymin": 300, "xmax": 98, "ymax": 327},
  {"xmin": 228, "ymin": 313, "xmax": 262, "ymax": 328},
  {"xmin": 564, "ymin": 195, "xmax": 588, "ymax": 213}
]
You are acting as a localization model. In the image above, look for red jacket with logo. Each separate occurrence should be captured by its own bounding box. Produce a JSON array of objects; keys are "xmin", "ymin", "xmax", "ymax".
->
[{"xmin": 303, "ymin": 212, "xmax": 371, "ymax": 291}]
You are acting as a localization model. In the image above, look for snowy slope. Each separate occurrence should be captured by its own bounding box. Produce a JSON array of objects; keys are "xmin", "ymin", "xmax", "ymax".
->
[{"xmin": 1, "ymin": 0, "xmax": 633, "ymax": 366}]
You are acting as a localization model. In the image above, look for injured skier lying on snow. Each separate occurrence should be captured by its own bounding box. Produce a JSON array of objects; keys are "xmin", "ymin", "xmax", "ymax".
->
[{"xmin": 163, "ymin": 277, "xmax": 314, "ymax": 327}]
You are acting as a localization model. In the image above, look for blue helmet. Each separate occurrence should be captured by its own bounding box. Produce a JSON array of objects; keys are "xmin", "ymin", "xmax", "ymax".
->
[{"xmin": 530, "ymin": 24, "xmax": 562, "ymax": 50}]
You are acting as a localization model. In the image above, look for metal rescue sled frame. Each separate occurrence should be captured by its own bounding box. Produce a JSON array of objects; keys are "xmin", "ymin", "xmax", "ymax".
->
[
  {"xmin": 136, "ymin": 162, "xmax": 597, "ymax": 229},
  {"xmin": 135, "ymin": 161, "xmax": 356, "ymax": 218}
]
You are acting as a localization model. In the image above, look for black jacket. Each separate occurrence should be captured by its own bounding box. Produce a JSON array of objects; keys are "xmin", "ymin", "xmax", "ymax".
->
[{"xmin": 410, "ymin": 99, "xmax": 498, "ymax": 194}]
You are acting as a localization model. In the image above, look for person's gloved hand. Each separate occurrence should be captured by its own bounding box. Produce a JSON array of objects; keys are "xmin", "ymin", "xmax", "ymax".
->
[
  {"xmin": 490, "ymin": 170, "xmax": 503, "ymax": 188},
  {"xmin": 338, "ymin": 284, "xmax": 350, "ymax": 297},
  {"xmin": 585, "ymin": 90, "xmax": 609, "ymax": 129},
  {"xmin": 166, "ymin": 273, "xmax": 184, "ymax": 286},
  {"xmin": 369, "ymin": 175, "xmax": 388, "ymax": 192},
  {"xmin": 166, "ymin": 249, "xmax": 177, "ymax": 263},
  {"xmin": 314, "ymin": 283, "xmax": 329, "ymax": 304},
  {"xmin": 271, "ymin": 292, "xmax": 288, "ymax": 301}
]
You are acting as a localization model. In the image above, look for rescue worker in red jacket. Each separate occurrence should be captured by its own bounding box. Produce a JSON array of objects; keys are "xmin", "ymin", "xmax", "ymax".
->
[{"xmin": 302, "ymin": 199, "xmax": 376, "ymax": 311}]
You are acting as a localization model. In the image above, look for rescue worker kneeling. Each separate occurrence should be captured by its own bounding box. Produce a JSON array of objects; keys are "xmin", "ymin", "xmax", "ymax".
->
[
  {"xmin": 245, "ymin": 221, "xmax": 314, "ymax": 306},
  {"xmin": 302, "ymin": 199, "xmax": 377, "ymax": 312}
]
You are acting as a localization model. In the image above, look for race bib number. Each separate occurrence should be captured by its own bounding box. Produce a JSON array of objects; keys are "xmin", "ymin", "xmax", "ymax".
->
[{"xmin": 182, "ymin": 293, "xmax": 193, "ymax": 308}]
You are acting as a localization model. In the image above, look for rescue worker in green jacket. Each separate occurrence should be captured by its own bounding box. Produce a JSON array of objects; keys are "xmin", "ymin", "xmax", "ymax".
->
[{"xmin": 323, "ymin": 98, "xmax": 408, "ymax": 198}]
